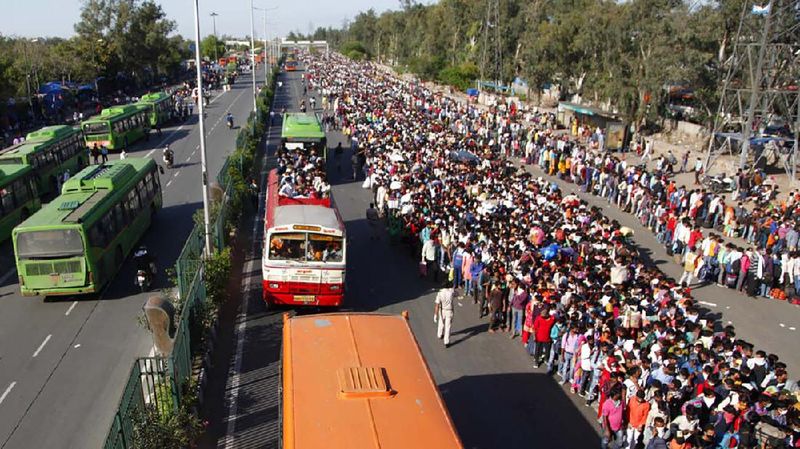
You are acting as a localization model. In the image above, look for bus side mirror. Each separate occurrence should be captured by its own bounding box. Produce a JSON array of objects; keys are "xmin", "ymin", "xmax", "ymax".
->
[{"xmin": 143, "ymin": 295, "xmax": 176, "ymax": 356}]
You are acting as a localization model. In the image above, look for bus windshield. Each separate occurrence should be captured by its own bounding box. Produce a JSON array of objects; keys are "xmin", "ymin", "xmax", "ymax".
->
[
  {"xmin": 0, "ymin": 157, "xmax": 24, "ymax": 165},
  {"xmin": 16, "ymin": 229, "xmax": 85, "ymax": 259},
  {"xmin": 268, "ymin": 232, "xmax": 343, "ymax": 263},
  {"xmin": 83, "ymin": 122, "xmax": 110, "ymax": 135}
]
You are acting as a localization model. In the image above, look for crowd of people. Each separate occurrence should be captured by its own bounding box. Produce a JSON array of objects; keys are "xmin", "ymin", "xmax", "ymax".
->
[
  {"xmin": 301, "ymin": 51, "xmax": 800, "ymax": 449},
  {"xmin": 275, "ymin": 146, "xmax": 331, "ymax": 199}
]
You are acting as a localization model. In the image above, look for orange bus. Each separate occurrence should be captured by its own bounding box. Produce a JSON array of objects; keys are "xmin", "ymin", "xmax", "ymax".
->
[{"xmin": 282, "ymin": 312, "xmax": 463, "ymax": 449}]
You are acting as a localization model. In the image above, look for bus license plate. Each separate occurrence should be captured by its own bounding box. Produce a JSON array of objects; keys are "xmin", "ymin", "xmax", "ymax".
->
[{"xmin": 294, "ymin": 295, "xmax": 316, "ymax": 303}]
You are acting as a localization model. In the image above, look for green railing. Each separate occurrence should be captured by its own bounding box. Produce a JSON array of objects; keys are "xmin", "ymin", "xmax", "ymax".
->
[{"xmin": 103, "ymin": 358, "xmax": 173, "ymax": 449}]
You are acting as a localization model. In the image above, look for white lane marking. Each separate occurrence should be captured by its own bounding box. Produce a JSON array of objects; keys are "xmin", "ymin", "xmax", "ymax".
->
[
  {"xmin": 65, "ymin": 301, "xmax": 78, "ymax": 316},
  {"xmin": 698, "ymin": 300, "xmax": 717, "ymax": 307},
  {"xmin": 780, "ymin": 323, "xmax": 786, "ymax": 328},
  {"xmin": 0, "ymin": 268, "xmax": 17, "ymax": 285},
  {"xmin": 32, "ymin": 334, "xmax": 52, "ymax": 358},
  {"xmin": 185, "ymin": 156, "xmax": 191, "ymax": 162},
  {"xmin": 174, "ymin": 170, "xmax": 181, "ymax": 178},
  {"xmin": 73, "ymin": 344, "xmax": 81, "ymax": 349},
  {"xmin": 0, "ymin": 382, "xmax": 16, "ymax": 405},
  {"xmin": 146, "ymin": 149, "xmax": 156, "ymax": 158},
  {"xmin": 191, "ymin": 150, "xmax": 197, "ymax": 156},
  {"xmin": 790, "ymin": 327, "xmax": 797, "ymax": 331},
  {"xmin": 166, "ymin": 180, "xmax": 173, "ymax": 187}
]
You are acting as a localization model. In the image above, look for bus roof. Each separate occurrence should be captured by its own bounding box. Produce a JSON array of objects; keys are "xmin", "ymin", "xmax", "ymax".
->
[
  {"xmin": 25, "ymin": 125, "xmax": 79, "ymax": 143},
  {"xmin": 82, "ymin": 104, "xmax": 148, "ymax": 124},
  {"xmin": 0, "ymin": 164, "xmax": 34, "ymax": 185},
  {"xmin": 282, "ymin": 313, "xmax": 463, "ymax": 449},
  {"xmin": 138, "ymin": 92, "xmax": 170, "ymax": 103},
  {"xmin": 281, "ymin": 113, "xmax": 325, "ymax": 140},
  {"xmin": 0, "ymin": 141, "xmax": 43, "ymax": 161},
  {"xmin": 17, "ymin": 159, "xmax": 154, "ymax": 228},
  {"xmin": 272, "ymin": 205, "xmax": 342, "ymax": 234}
]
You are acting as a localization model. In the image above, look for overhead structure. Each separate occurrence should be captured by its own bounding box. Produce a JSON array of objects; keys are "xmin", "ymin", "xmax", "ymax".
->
[
  {"xmin": 479, "ymin": 0, "xmax": 503, "ymax": 89},
  {"xmin": 280, "ymin": 40, "xmax": 329, "ymax": 53},
  {"xmin": 703, "ymin": 0, "xmax": 800, "ymax": 181}
]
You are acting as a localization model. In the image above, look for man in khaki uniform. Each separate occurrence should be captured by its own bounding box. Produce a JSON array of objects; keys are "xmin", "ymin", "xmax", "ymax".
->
[{"xmin": 434, "ymin": 286, "xmax": 455, "ymax": 347}]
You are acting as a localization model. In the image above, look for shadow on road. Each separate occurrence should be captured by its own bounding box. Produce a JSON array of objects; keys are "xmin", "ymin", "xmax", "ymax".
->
[{"xmin": 441, "ymin": 372, "xmax": 600, "ymax": 449}]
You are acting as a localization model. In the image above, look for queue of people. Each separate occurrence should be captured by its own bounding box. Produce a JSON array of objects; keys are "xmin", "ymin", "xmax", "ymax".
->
[{"xmin": 302, "ymin": 50, "xmax": 800, "ymax": 449}]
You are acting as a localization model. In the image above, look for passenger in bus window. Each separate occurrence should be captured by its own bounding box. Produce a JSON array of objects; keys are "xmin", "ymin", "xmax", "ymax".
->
[{"xmin": 323, "ymin": 242, "xmax": 342, "ymax": 262}]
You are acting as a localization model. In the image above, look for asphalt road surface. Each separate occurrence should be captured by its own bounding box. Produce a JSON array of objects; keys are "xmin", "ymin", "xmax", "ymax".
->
[
  {"xmin": 204, "ymin": 67, "xmax": 603, "ymax": 449},
  {"xmin": 0, "ymin": 66, "xmax": 266, "ymax": 449}
]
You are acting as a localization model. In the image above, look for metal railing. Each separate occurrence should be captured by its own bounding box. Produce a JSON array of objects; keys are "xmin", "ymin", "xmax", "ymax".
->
[{"xmin": 103, "ymin": 358, "xmax": 172, "ymax": 449}]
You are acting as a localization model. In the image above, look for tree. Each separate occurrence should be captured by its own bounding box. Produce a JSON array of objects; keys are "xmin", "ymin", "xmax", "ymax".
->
[{"xmin": 200, "ymin": 35, "xmax": 225, "ymax": 60}]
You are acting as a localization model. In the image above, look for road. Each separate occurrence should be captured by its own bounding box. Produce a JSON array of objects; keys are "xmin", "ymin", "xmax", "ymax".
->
[
  {"xmin": 201, "ymin": 67, "xmax": 603, "ymax": 449},
  {"xmin": 0, "ymin": 66, "xmax": 266, "ymax": 449}
]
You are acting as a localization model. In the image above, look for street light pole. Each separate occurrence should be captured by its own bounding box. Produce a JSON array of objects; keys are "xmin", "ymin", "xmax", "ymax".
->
[
  {"xmin": 210, "ymin": 12, "xmax": 219, "ymax": 61},
  {"xmin": 192, "ymin": 0, "xmax": 213, "ymax": 255},
  {"xmin": 249, "ymin": 0, "xmax": 257, "ymax": 116}
]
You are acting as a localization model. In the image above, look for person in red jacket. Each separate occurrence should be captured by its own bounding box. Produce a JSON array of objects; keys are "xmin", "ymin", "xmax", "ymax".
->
[{"xmin": 531, "ymin": 307, "xmax": 556, "ymax": 368}]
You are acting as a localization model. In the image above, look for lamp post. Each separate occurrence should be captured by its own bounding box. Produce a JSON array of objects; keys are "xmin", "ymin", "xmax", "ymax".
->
[
  {"xmin": 249, "ymin": 0, "xmax": 257, "ymax": 116},
  {"xmin": 253, "ymin": 6, "xmax": 277, "ymax": 87},
  {"xmin": 192, "ymin": 0, "xmax": 213, "ymax": 255},
  {"xmin": 210, "ymin": 12, "xmax": 219, "ymax": 61}
]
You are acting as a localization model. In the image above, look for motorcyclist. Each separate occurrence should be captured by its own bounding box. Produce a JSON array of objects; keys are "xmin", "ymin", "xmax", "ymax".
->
[
  {"xmin": 162, "ymin": 145, "xmax": 174, "ymax": 168},
  {"xmin": 226, "ymin": 113, "xmax": 234, "ymax": 129},
  {"xmin": 133, "ymin": 246, "xmax": 156, "ymax": 283}
]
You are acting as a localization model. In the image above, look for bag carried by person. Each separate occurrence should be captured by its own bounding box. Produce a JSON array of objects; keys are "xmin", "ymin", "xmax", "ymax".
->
[
  {"xmin": 726, "ymin": 272, "xmax": 738, "ymax": 288},
  {"xmin": 418, "ymin": 261, "xmax": 427, "ymax": 277}
]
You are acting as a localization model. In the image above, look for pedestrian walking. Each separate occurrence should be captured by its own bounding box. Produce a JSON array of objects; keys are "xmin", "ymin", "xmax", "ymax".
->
[
  {"xmin": 434, "ymin": 286, "xmax": 455, "ymax": 347},
  {"xmin": 101, "ymin": 145, "xmax": 109, "ymax": 163},
  {"xmin": 120, "ymin": 149, "xmax": 128, "ymax": 160},
  {"xmin": 91, "ymin": 144, "xmax": 100, "ymax": 164},
  {"xmin": 366, "ymin": 203, "xmax": 380, "ymax": 240}
]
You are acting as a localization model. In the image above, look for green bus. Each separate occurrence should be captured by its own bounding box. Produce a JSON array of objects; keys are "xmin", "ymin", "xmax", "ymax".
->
[
  {"xmin": 81, "ymin": 104, "xmax": 150, "ymax": 151},
  {"xmin": 0, "ymin": 125, "xmax": 88, "ymax": 198},
  {"xmin": 12, "ymin": 158, "xmax": 162, "ymax": 297},
  {"xmin": 0, "ymin": 164, "xmax": 41, "ymax": 243},
  {"xmin": 137, "ymin": 92, "xmax": 174, "ymax": 127},
  {"xmin": 281, "ymin": 113, "xmax": 327, "ymax": 158}
]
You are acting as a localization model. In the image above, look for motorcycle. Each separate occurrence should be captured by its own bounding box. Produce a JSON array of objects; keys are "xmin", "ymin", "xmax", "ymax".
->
[
  {"xmin": 702, "ymin": 173, "xmax": 735, "ymax": 194},
  {"xmin": 162, "ymin": 149, "xmax": 174, "ymax": 169},
  {"xmin": 136, "ymin": 269, "xmax": 151, "ymax": 292}
]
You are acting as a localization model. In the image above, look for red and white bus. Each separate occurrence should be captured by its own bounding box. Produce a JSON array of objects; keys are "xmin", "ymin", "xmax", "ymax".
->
[{"xmin": 262, "ymin": 169, "xmax": 345, "ymax": 307}]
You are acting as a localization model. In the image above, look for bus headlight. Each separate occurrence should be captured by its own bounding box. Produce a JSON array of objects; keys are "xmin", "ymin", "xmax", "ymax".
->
[
  {"xmin": 269, "ymin": 283, "xmax": 279, "ymax": 289},
  {"xmin": 329, "ymin": 285, "xmax": 340, "ymax": 291}
]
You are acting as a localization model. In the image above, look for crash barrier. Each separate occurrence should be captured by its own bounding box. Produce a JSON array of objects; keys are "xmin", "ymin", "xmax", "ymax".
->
[{"xmin": 102, "ymin": 65, "xmax": 280, "ymax": 449}]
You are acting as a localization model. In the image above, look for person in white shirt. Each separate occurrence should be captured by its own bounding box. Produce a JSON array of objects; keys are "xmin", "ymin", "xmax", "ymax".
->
[{"xmin": 434, "ymin": 286, "xmax": 455, "ymax": 347}]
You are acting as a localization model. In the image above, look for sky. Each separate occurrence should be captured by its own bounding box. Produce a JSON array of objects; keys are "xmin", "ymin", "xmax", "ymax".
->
[{"xmin": 2, "ymin": 0, "xmax": 405, "ymax": 41}]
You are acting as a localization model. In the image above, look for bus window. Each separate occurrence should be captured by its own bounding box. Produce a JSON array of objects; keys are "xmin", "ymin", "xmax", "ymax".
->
[
  {"xmin": 83, "ymin": 122, "xmax": 109, "ymax": 135},
  {"xmin": 101, "ymin": 211, "xmax": 117, "ymax": 236},
  {"xmin": 269, "ymin": 233, "xmax": 305, "ymax": 261},
  {"xmin": 12, "ymin": 179, "xmax": 30, "ymax": 205},
  {"xmin": 126, "ymin": 189, "xmax": 141, "ymax": 214},
  {"xmin": 15, "ymin": 229, "xmax": 85, "ymax": 259},
  {"xmin": 308, "ymin": 234, "xmax": 343, "ymax": 262},
  {"xmin": 88, "ymin": 224, "xmax": 107, "ymax": 248}
]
